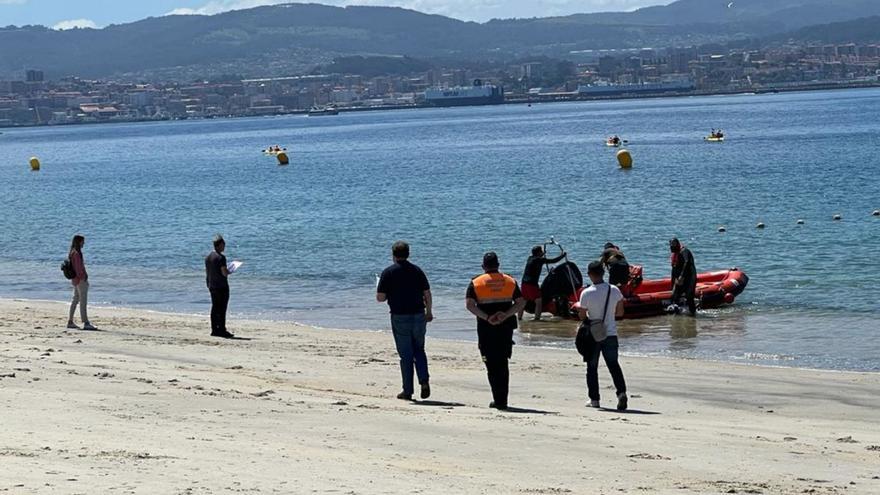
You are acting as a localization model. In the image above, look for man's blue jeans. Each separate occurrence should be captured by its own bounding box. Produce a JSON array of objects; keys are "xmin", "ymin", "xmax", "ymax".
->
[{"xmin": 391, "ymin": 313, "xmax": 430, "ymax": 396}]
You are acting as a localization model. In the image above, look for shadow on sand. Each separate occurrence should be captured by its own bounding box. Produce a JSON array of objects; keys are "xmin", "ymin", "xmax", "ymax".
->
[
  {"xmin": 412, "ymin": 400, "xmax": 467, "ymax": 408},
  {"xmin": 598, "ymin": 407, "xmax": 661, "ymax": 415},
  {"xmin": 500, "ymin": 406, "xmax": 559, "ymax": 415}
]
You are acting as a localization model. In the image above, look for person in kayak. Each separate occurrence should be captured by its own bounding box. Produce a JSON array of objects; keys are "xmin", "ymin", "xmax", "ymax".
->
[
  {"xmin": 600, "ymin": 243, "xmax": 630, "ymax": 288},
  {"xmin": 518, "ymin": 245, "xmax": 566, "ymax": 321},
  {"xmin": 669, "ymin": 238, "xmax": 698, "ymax": 316}
]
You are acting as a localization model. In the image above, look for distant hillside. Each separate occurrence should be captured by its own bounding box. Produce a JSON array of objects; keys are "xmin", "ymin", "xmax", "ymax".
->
[
  {"xmin": 772, "ymin": 15, "xmax": 880, "ymax": 44},
  {"xmin": 1, "ymin": 0, "xmax": 879, "ymax": 81}
]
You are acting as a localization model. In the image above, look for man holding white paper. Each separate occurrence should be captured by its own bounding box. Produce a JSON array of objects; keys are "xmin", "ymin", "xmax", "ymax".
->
[{"xmin": 205, "ymin": 234, "xmax": 236, "ymax": 339}]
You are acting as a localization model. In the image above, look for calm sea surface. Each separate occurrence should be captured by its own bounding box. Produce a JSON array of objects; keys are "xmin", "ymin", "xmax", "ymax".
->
[{"xmin": 1, "ymin": 89, "xmax": 878, "ymax": 371}]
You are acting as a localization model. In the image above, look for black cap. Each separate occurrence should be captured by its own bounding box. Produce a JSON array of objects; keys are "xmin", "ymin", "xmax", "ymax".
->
[
  {"xmin": 669, "ymin": 237, "xmax": 680, "ymax": 246},
  {"xmin": 483, "ymin": 251, "xmax": 499, "ymax": 269},
  {"xmin": 604, "ymin": 242, "xmax": 616, "ymax": 250}
]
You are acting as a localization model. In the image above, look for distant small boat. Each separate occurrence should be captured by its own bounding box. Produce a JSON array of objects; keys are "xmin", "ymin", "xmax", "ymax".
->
[
  {"xmin": 262, "ymin": 148, "xmax": 288, "ymax": 155},
  {"xmin": 308, "ymin": 106, "xmax": 339, "ymax": 116},
  {"xmin": 704, "ymin": 136, "xmax": 725, "ymax": 142},
  {"xmin": 606, "ymin": 137, "xmax": 627, "ymax": 147}
]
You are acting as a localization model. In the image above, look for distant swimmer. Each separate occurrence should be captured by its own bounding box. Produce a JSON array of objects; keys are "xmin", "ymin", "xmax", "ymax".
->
[
  {"xmin": 376, "ymin": 241, "xmax": 433, "ymax": 401},
  {"xmin": 466, "ymin": 252, "xmax": 526, "ymax": 410},
  {"xmin": 518, "ymin": 245, "xmax": 566, "ymax": 321}
]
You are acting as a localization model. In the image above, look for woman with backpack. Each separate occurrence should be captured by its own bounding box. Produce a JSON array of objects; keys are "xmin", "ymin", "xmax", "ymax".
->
[{"xmin": 67, "ymin": 234, "xmax": 97, "ymax": 330}]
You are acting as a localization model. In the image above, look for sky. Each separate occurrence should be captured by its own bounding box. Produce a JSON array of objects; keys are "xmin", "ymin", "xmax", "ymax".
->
[{"xmin": 0, "ymin": 0, "xmax": 672, "ymax": 29}]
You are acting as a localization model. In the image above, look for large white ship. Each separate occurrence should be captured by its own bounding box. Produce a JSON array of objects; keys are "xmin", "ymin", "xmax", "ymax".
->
[
  {"xmin": 577, "ymin": 79, "xmax": 695, "ymax": 96},
  {"xmin": 424, "ymin": 79, "xmax": 504, "ymax": 107}
]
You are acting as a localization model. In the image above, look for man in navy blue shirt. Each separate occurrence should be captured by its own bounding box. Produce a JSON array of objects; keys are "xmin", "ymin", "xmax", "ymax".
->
[{"xmin": 377, "ymin": 241, "xmax": 433, "ymax": 401}]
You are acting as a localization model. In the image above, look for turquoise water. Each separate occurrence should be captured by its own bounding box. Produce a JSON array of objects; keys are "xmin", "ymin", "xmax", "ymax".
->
[{"xmin": 1, "ymin": 89, "xmax": 878, "ymax": 370}]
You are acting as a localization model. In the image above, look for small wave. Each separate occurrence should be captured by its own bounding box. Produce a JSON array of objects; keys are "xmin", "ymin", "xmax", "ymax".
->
[{"xmin": 736, "ymin": 352, "xmax": 795, "ymax": 362}]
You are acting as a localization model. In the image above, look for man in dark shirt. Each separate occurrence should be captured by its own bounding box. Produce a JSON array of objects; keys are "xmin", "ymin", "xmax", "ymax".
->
[
  {"xmin": 466, "ymin": 252, "xmax": 526, "ymax": 410},
  {"xmin": 669, "ymin": 238, "xmax": 698, "ymax": 316},
  {"xmin": 518, "ymin": 245, "xmax": 565, "ymax": 321},
  {"xmin": 205, "ymin": 235, "xmax": 233, "ymax": 338},
  {"xmin": 601, "ymin": 242, "xmax": 631, "ymax": 288},
  {"xmin": 376, "ymin": 241, "xmax": 433, "ymax": 401}
]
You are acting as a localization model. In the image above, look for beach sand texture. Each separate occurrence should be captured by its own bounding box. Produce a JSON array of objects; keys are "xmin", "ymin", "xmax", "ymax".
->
[{"xmin": 1, "ymin": 299, "xmax": 878, "ymax": 494}]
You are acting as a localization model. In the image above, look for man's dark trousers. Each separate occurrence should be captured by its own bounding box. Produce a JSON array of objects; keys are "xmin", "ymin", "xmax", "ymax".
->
[
  {"xmin": 210, "ymin": 287, "xmax": 229, "ymax": 335},
  {"xmin": 482, "ymin": 346, "xmax": 511, "ymax": 407},
  {"xmin": 586, "ymin": 336, "xmax": 627, "ymax": 402}
]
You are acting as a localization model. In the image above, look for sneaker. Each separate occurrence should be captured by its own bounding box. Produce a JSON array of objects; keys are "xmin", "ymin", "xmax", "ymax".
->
[
  {"xmin": 616, "ymin": 393, "xmax": 628, "ymax": 411},
  {"xmin": 396, "ymin": 392, "xmax": 413, "ymax": 401},
  {"xmin": 67, "ymin": 321, "xmax": 79, "ymax": 329},
  {"xmin": 589, "ymin": 400, "xmax": 601, "ymax": 408},
  {"xmin": 489, "ymin": 401, "xmax": 508, "ymax": 410},
  {"xmin": 211, "ymin": 331, "xmax": 235, "ymax": 339},
  {"xmin": 420, "ymin": 383, "xmax": 431, "ymax": 400},
  {"xmin": 82, "ymin": 323, "xmax": 98, "ymax": 331}
]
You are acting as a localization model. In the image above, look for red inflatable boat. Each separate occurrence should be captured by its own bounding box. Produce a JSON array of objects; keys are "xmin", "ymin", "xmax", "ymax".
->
[
  {"xmin": 615, "ymin": 268, "xmax": 749, "ymax": 319},
  {"xmin": 545, "ymin": 268, "xmax": 749, "ymax": 319}
]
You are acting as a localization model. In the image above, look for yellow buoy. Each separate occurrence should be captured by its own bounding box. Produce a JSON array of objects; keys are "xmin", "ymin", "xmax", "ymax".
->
[
  {"xmin": 29, "ymin": 157, "xmax": 41, "ymax": 171},
  {"xmin": 616, "ymin": 149, "xmax": 633, "ymax": 169},
  {"xmin": 276, "ymin": 152, "xmax": 289, "ymax": 166}
]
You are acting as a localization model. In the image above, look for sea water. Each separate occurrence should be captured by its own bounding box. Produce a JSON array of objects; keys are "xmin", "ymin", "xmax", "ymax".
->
[{"xmin": 1, "ymin": 89, "xmax": 878, "ymax": 370}]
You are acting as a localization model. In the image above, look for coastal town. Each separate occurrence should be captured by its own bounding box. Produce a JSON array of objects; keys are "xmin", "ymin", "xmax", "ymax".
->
[{"xmin": 3, "ymin": 41, "xmax": 880, "ymax": 127}]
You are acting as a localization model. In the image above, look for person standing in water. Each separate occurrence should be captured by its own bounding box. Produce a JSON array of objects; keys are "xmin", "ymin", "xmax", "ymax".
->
[
  {"xmin": 600, "ymin": 243, "xmax": 630, "ymax": 288},
  {"xmin": 376, "ymin": 241, "xmax": 433, "ymax": 401},
  {"xmin": 467, "ymin": 252, "xmax": 526, "ymax": 410},
  {"xmin": 669, "ymin": 238, "xmax": 698, "ymax": 316},
  {"xmin": 205, "ymin": 235, "xmax": 234, "ymax": 338},
  {"xmin": 67, "ymin": 234, "xmax": 97, "ymax": 331},
  {"xmin": 518, "ymin": 245, "xmax": 565, "ymax": 321}
]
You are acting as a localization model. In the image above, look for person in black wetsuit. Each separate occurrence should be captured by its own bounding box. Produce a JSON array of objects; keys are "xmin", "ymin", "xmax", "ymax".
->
[
  {"xmin": 600, "ymin": 242, "xmax": 630, "ymax": 288},
  {"xmin": 669, "ymin": 238, "xmax": 698, "ymax": 316},
  {"xmin": 518, "ymin": 245, "xmax": 566, "ymax": 321}
]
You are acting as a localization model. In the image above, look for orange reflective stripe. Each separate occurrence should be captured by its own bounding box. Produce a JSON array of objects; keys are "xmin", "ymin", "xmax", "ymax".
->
[{"xmin": 472, "ymin": 273, "xmax": 517, "ymax": 304}]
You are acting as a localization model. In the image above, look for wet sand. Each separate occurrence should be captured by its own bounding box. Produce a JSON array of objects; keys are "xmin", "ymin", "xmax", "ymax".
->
[{"xmin": 1, "ymin": 298, "xmax": 878, "ymax": 494}]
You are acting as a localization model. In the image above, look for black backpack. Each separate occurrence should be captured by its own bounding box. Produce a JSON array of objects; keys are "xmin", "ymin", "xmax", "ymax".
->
[{"xmin": 61, "ymin": 258, "xmax": 76, "ymax": 280}]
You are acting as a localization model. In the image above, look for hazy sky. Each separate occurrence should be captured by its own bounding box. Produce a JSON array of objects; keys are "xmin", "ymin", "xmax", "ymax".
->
[{"xmin": 0, "ymin": 0, "xmax": 672, "ymax": 29}]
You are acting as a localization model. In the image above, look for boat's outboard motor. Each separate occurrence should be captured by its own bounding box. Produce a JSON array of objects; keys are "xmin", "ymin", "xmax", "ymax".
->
[{"xmin": 539, "ymin": 261, "xmax": 583, "ymax": 317}]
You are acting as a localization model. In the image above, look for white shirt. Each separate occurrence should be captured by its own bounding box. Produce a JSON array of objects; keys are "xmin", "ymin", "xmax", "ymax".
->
[{"xmin": 578, "ymin": 282, "xmax": 624, "ymax": 336}]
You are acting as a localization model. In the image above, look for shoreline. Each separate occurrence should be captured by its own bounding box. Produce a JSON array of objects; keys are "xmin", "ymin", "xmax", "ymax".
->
[
  {"xmin": 2, "ymin": 82, "xmax": 879, "ymax": 131},
  {"xmin": 1, "ymin": 297, "xmax": 878, "ymax": 493},
  {"xmin": 4, "ymin": 295, "xmax": 876, "ymax": 375}
]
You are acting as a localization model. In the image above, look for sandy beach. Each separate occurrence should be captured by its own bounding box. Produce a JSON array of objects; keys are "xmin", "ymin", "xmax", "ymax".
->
[{"xmin": 1, "ymin": 298, "xmax": 878, "ymax": 494}]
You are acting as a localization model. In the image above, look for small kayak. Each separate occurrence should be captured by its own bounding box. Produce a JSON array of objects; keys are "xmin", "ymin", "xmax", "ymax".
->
[
  {"xmin": 606, "ymin": 141, "xmax": 621, "ymax": 147},
  {"xmin": 262, "ymin": 149, "xmax": 288, "ymax": 155},
  {"xmin": 704, "ymin": 136, "xmax": 724, "ymax": 142}
]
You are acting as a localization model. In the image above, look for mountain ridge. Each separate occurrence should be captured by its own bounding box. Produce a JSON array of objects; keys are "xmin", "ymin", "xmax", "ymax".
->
[{"xmin": 1, "ymin": 1, "xmax": 878, "ymax": 81}]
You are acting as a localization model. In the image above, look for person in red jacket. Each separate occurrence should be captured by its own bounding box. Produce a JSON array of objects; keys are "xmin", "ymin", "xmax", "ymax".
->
[{"xmin": 67, "ymin": 234, "xmax": 97, "ymax": 331}]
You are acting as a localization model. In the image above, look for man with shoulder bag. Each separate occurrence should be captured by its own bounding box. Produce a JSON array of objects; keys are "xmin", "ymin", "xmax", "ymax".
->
[{"xmin": 576, "ymin": 261, "xmax": 628, "ymax": 410}]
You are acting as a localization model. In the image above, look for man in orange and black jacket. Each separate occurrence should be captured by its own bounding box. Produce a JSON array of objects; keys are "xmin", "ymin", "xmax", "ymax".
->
[{"xmin": 466, "ymin": 252, "xmax": 526, "ymax": 410}]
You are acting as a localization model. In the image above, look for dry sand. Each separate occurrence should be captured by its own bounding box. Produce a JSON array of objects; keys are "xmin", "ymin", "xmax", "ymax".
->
[{"xmin": 1, "ymin": 298, "xmax": 878, "ymax": 494}]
